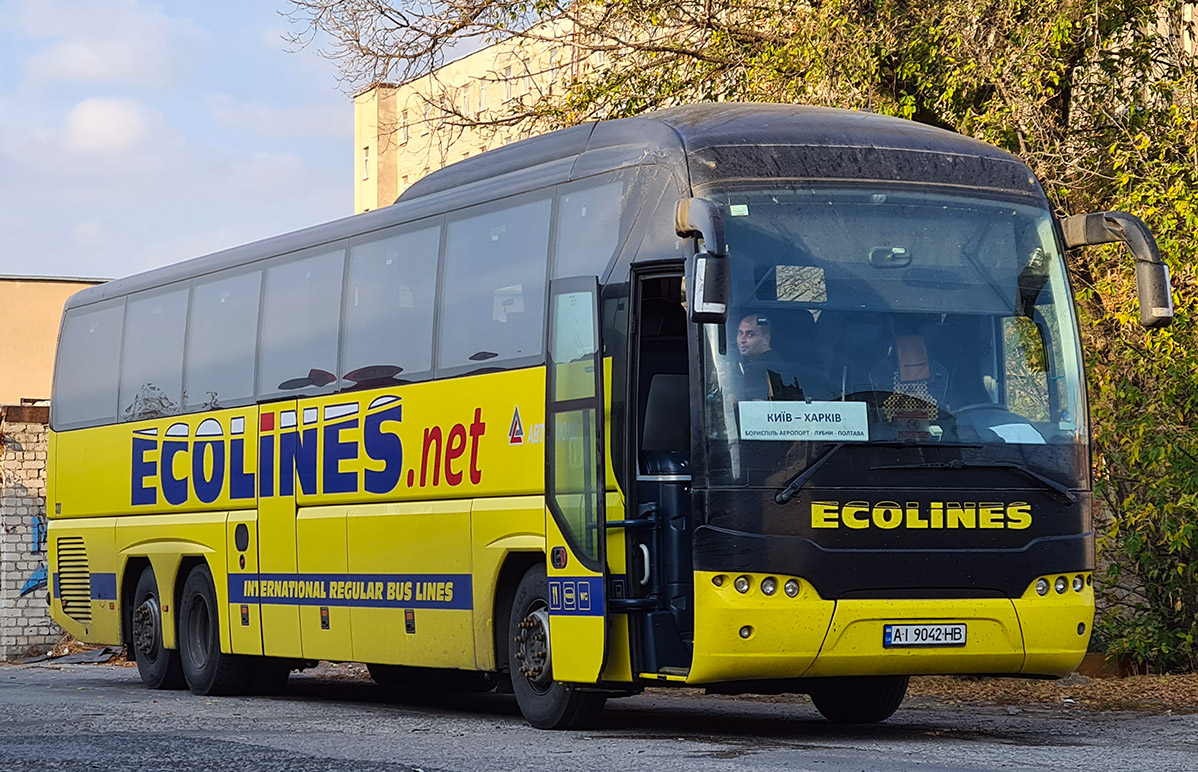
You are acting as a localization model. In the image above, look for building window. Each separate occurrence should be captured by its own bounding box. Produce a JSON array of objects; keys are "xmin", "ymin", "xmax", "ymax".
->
[
  {"xmin": 479, "ymin": 82, "xmax": 487, "ymax": 111},
  {"xmin": 596, "ymin": 49, "xmax": 606, "ymax": 67},
  {"xmin": 401, "ymin": 110, "xmax": 409, "ymax": 144},
  {"xmin": 422, "ymin": 102, "xmax": 430, "ymax": 134},
  {"xmin": 504, "ymin": 66, "xmax": 513, "ymax": 100},
  {"xmin": 362, "ymin": 146, "xmax": 370, "ymax": 180},
  {"xmin": 461, "ymin": 90, "xmax": 470, "ymax": 116}
]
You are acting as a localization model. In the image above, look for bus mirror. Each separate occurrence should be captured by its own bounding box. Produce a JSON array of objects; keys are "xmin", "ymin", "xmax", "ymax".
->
[
  {"xmin": 675, "ymin": 198, "xmax": 727, "ymax": 257},
  {"xmin": 1060, "ymin": 211, "xmax": 1174, "ymax": 329},
  {"xmin": 687, "ymin": 251, "xmax": 730, "ymax": 324}
]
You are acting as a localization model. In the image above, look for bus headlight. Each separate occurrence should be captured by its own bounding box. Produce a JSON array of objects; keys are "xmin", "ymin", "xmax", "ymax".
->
[
  {"xmin": 734, "ymin": 576, "xmax": 751, "ymax": 594},
  {"xmin": 1073, "ymin": 575, "xmax": 1085, "ymax": 593},
  {"xmin": 761, "ymin": 577, "xmax": 778, "ymax": 596},
  {"xmin": 1036, "ymin": 578, "xmax": 1050, "ymax": 596},
  {"xmin": 1055, "ymin": 576, "xmax": 1068, "ymax": 594},
  {"xmin": 784, "ymin": 579, "xmax": 800, "ymax": 598}
]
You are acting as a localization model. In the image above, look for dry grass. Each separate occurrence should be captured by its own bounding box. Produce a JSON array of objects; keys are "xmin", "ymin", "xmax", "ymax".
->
[{"xmin": 910, "ymin": 674, "xmax": 1198, "ymax": 714}]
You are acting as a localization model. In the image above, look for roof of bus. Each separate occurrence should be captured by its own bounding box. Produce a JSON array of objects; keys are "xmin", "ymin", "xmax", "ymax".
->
[{"xmin": 64, "ymin": 103, "xmax": 1036, "ymax": 312}]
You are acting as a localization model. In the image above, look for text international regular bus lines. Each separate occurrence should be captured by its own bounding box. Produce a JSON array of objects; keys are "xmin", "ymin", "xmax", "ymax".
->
[{"xmin": 47, "ymin": 104, "xmax": 1174, "ymax": 728}]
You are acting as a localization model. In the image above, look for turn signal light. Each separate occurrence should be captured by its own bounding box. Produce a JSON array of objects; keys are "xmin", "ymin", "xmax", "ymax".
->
[
  {"xmin": 784, "ymin": 579, "xmax": 800, "ymax": 598},
  {"xmin": 1073, "ymin": 575, "xmax": 1085, "ymax": 593},
  {"xmin": 1054, "ymin": 576, "xmax": 1068, "ymax": 594},
  {"xmin": 1036, "ymin": 578, "xmax": 1050, "ymax": 596},
  {"xmin": 734, "ymin": 576, "xmax": 751, "ymax": 594},
  {"xmin": 761, "ymin": 577, "xmax": 778, "ymax": 596}
]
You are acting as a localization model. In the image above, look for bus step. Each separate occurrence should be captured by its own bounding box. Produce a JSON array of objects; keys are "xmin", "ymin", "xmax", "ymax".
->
[{"xmin": 638, "ymin": 668, "xmax": 689, "ymax": 682}]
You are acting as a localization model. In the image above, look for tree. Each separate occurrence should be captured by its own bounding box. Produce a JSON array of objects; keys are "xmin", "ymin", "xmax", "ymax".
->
[{"xmin": 288, "ymin": 0, "xmax": 1198, "ymax": 669}]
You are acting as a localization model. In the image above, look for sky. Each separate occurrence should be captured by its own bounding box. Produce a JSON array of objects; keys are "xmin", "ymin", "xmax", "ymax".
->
[{"xmin": 0, "ymin": 0, "xmax": 350, "ymax": 280}]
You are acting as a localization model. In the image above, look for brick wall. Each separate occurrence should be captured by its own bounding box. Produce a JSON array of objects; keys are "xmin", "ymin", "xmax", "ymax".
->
[{"xmin": 1, "ymin": 407, "xmax": 61, "ymax": 660}]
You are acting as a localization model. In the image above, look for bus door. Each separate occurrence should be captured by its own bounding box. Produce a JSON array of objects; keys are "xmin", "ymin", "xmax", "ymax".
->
[
  {"xmin": 624, "ymin": 269, "xmax": 694, "ymax": 675},
  {"xmin": 544, "ymin": 276, "xmax": 607, "ymax": 682}
]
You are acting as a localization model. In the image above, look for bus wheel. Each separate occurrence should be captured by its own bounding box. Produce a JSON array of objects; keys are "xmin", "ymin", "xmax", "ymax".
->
[
  {"xmin": 177, "ymin": 563, "xmax": 251, "ymax": 695},
  {"xmin": 508, "ymin": 564, "xmax": 606, "ymax": 729},
  {"xmin": 809, "ymin": 676, "xmax": 909, "ymax": 723},
  {"xmin": 130, "ymin": 566, "xmax": 186, "ymax": 690}
]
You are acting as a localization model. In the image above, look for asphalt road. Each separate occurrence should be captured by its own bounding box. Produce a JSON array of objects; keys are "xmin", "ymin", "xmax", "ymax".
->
[{"xmin": 2, "ymin": 661, "xmax": 1197, "ymax": 771}]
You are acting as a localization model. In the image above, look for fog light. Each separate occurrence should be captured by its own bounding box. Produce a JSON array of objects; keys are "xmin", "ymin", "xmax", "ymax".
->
[
  {"xmin": 1055, "ymin": 576, "xmax": 1068, "ymax": 594},
  {"xmin": 712, "ymin": 574, "xmax": 726, "ymax": 587},
  {"xmin": 1087, "ymin": 574, "xmax": 1093, "ymax": 586},
  {"xmin": 1078, "ymin": 622, "xmax": 1086, "ymax": 635},
  {"xmin": 1036, "ymin": 578, "xmax": 1050, "ymax": 596},
  {"xmin": 761, "ymin": 577, "xmax": 778, "ymax": 596},
  {"xmin": 734, "ymin": 575, "xmax": 751, "ymax": 594},
  {"xmin": 739, "ymin": 626, "xmax": 753, "ymax": 639},
  {"xmin": 784, "ymin": 579, "xmax": 800, "ymax": 598},
  {"xmin": 1073, "ymin": 575, "xmax": 1084, "ymax": 593}
]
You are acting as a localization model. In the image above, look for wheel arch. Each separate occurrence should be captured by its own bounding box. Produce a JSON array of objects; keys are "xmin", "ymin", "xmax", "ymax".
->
[{"xmin": 493, "ymin": 551, "xmax": 544, "ymax": 674}]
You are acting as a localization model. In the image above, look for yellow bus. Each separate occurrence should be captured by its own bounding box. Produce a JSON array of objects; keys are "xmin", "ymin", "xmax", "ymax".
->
[{"xmin": 48, "ymin": 103, "xmax": 1172, "ymax": 729}]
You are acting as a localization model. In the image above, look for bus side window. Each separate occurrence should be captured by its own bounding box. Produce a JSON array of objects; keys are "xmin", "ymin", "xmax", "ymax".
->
[
  {"xmin": 185, "ymin": 270, "xmax": 261, "ymax": 411},
  {"xmin": 438, "ymin": 195, "xmax": 551, "ymax": 375},
  {"xmin": 342, "ymin": 221, "xmax": 441, "ymax": 387},
  {"xmin": 52, "ymin": 299, "xmax": 125, "ymax": 429},
  {"xmin": 257, "ymin": 248, "xmax": 346, "ymax": 398},
  {"xmin": 119, "ymin": 288, "xmax": 189, "ymax": 421},
  {"xmin": 553, "ymin": 173, "xmax": 627, "ymax": 279}
]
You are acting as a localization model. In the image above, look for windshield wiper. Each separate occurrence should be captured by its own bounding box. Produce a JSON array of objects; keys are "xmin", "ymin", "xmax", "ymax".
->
[
  {"xmin": 775, "ymin": 443, "xmax": 846, "ymax": 504},
  {"xmin": 871, "ymin": 459, "xmax": 1077, "ymax": 504},
  {"xmin": 774, "ymin": 441, "xmax": 980, "ymax": 504}
]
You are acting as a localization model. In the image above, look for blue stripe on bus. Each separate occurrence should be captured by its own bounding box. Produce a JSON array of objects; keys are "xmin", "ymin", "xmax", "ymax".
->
[
  {"xmin": 90, "ymin": 573, "xmax": 118, "ymax": 600},
  {"xmin": 547, "ymin": 576, "xmax": 605, "ymax": 616},
  {"xmin": 227, "ymin": 573, "xmax": 472, "ymax": 610}
]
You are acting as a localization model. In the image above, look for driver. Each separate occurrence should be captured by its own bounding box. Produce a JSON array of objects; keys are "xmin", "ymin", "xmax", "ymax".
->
[{"xmin": 736, "ymin": 313, "xmax": 806, "ymax": 400}]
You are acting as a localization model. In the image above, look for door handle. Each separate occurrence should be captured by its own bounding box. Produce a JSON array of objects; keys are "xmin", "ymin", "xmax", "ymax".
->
[{"xmin": 638, "ymin": 544, "xmax": 651, "ymax": 586}]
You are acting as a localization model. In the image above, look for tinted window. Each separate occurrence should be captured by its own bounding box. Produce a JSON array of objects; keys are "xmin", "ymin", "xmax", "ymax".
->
[
  {"xmin": 53, "ymin": 300, "xmax": 125, "ymax": 428},
  {"xmin": 185, "ymin": 271, "xmax": 261, "ymax": 410},
  {"xmin": 439, "ymin": 197, "xmax": 550, "ymax": 373},
  {"xmin": 343, "ymin": 222, "xmax": 440, "ymax": 387},
  {"xmin": 258, "ymin": 249, "xmax": 345, "ymax": 397},
  {"xmin": 119, "ymin": 288, "xmax": 188, "ymax": 421},
  {"xmin": 554, "ymin": 178, "xmax": 624, "ymax": 278}
]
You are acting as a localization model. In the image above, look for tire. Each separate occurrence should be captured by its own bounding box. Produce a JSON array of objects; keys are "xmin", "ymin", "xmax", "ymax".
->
[
  {"xmin": 809, "ymin": 675, "xmax": 909, "ymax": 723},
  {"xmin": 130, "ymin": 566, "xmax": 186, "ymax": 690},
  {"xmin": 177, "ymin": 563, "xmax": 251, "ymax": 695},
  {"xmin": 508, "ymin": 564, "xmax": 606, "ymax": 729}
]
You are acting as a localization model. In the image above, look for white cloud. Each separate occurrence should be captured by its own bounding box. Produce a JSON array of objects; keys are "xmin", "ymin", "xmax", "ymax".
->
[
  {"xmin": 205, "ymin": 93, "xmax": 349, "ymax": 140},
  {"xmin": 65, "ymin": 98, "xmax": 151, "ymax": 154},
  {"xmin": 72, "ymin": 218, "xmax": 110, "ymax": 248},
  {"xmin": 11, "ymin": 0, "xmax": 205, "ymax": 89}
]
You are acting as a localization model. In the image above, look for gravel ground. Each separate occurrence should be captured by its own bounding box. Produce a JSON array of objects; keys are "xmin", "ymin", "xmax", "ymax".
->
[{"xmin": 2, "ymin": 660, "xmax": 1198, "ymax": 771}]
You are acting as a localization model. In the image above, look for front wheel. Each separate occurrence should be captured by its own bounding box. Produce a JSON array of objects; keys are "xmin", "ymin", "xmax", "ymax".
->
[
  {"xmin": 178, "ymin": 563, "xmax": 252, "ymax": 695},
  {"xmin": 508, "ymin": 564, "xmax": 606, "ymax": 729},
  {"xmin": 809, "ymin": 675, "xmax": 909, "ymax": 723}
]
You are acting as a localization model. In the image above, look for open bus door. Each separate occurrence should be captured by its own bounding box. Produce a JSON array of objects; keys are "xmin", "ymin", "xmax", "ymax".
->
[{"xmin": 544, "ymin": 275, "xmax": 608, "ymax": 682}]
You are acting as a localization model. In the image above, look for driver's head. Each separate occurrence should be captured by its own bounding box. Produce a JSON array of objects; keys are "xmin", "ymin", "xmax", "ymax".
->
[{"xmin": 737, "ymin": 314, "xmax": 772, "ymax": 357}]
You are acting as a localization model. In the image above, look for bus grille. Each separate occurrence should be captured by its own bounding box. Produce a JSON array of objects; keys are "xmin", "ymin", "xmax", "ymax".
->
[{"xmin": 56, "ymin": 537, "xmax": 92, "ymax": 624}]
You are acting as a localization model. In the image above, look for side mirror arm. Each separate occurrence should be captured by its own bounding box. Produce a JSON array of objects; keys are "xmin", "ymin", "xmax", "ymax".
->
[{"xmin": 1060, "ymin": 211, "xmax": 1174, "ymax": 328}]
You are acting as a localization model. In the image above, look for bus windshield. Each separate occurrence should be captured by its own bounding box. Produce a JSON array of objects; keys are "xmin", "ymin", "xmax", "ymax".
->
[{"xmin": 699, "ymin": 185, "xmax": 1086, "ymax": 487}]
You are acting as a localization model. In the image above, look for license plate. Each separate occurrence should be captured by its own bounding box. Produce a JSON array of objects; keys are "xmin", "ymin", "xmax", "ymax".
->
[{"xmin": 884, "ymin": 623, "xmax": 967, "ymax": 647}]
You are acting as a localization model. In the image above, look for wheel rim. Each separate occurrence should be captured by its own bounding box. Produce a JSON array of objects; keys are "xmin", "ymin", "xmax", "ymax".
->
[
  {"xmin": 186, "ymin": 594, "xmax": 212, "ymax": 669},
  {"xmin": 514, "ymin": 605, "xmax": 553, "ymax": 694},
  {"xmin": 132, "ymin": 596, "xmax": 162, "ymax": 661}
]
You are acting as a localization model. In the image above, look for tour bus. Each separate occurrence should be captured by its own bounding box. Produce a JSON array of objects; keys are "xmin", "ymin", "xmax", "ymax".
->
[{"xmin": 48, "ymin": 103, "xmax": 1172, "ymax": 729}]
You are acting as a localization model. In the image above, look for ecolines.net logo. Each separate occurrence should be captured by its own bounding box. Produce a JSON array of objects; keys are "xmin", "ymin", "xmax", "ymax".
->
[{"xmin": 130, "ymin": 397, "xmax": 488, "ymax": 506}]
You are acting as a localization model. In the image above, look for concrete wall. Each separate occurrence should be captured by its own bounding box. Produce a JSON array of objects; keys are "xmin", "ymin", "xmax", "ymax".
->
[
  {"xmin": 0, "ymin": 276, "xmax": 105, "ymax": 405},
  {"xmin": 0, "ymin": 407, "xmax": 59, "ymax": 660}
]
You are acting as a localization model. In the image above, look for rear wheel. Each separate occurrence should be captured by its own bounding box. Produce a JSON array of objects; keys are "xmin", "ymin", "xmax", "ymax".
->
[
  {"xmin": 809, "ymin": 675, "xmax": 909, "ymax": 723},
  {"xmin": 130, "ymin": 566, "xmax": 185, "ymax": 690},
  {"xmin": 178, "ymin": 563, "xmax": 252, "ymax": 695},
  {"xmin": 508, "ymin": 564, "xmax": 606, "ymax": 729}
]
